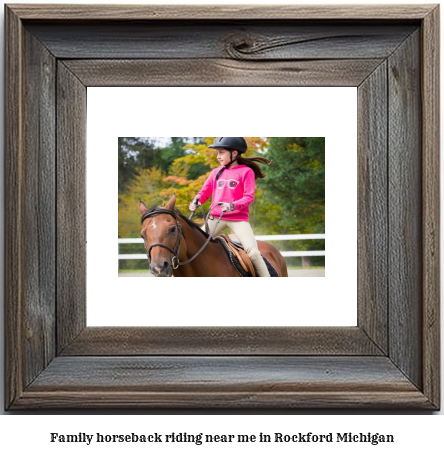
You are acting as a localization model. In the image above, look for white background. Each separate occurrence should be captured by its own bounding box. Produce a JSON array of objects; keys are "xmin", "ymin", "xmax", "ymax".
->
[
  {"xmin": 0, "ymin": 0, "xmax": 442, "ymax": 451},
  {"xmin": 87, "ymin": 87, "xmax": 357, "ymax": 326}
]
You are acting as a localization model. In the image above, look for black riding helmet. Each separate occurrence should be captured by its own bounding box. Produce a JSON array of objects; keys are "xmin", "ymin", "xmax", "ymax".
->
[
  {"xmin": 209, "ymin": 137, "xmax": 248, "ymax": 154},
  {"xmin": 209, "ymin": 137, "xmax": 248, "ymax": 180}
]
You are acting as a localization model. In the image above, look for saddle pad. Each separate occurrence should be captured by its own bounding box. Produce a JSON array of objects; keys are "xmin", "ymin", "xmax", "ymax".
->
[
  {"xmin": 216, "ymin": 234, "xmax": 256, "ymax": 276},
  {"xmin": 262, "ymin": 257, "xmax": 280, "ymax": 277},
  {"xmin": 216, "ymin": 238, "xmax": 279, "ymax": 277}
]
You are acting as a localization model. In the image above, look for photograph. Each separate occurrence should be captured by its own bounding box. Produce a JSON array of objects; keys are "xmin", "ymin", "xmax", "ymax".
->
[{"xmin": 118, "ymin": 137, "xmax": 325, "ymax": 278}]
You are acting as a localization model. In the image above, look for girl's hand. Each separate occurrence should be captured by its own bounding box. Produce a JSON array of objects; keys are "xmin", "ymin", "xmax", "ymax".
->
[
  {"xmin": 189, "ymin": 199, "xmax": 198, "ymax": 211},
  {"xmin": 219, "ymin": 202, "xmax": 234, "ymax": 212}
]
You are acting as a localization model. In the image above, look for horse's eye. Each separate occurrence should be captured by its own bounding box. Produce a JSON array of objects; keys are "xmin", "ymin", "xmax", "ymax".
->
[{"xmin": 169, "ymin": 226, "xmax": 176, "ymax": 233}]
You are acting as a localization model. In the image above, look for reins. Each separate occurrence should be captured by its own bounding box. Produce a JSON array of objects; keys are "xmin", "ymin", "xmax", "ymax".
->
[{"xmin": 141, "ymin": 203, "xmax": 224, "ymax": 270}]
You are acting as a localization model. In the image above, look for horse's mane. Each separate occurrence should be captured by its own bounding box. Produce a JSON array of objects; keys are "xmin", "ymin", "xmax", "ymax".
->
[{"xmin": 145, "ymin": 205, "xmax": 216, "ymax": 242}]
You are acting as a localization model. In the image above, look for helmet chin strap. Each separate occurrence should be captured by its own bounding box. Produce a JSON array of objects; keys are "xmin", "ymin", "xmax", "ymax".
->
[{"xmin": 216, "ymin": 150, "xmax": 238, "ymax": 180}]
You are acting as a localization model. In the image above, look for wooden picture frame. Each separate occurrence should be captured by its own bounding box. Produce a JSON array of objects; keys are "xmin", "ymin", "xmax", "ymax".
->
[{"xmin": 5, "ymin": 4, "xmax": 440, "ymax": 410}]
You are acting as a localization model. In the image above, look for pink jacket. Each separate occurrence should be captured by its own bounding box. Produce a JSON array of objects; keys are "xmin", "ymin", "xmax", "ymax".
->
[{"xmin": 196, "ymin": 165, "xmax": 255, "ymax": 221}]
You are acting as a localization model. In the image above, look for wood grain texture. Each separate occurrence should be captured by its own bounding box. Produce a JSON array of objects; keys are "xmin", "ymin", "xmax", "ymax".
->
[
  {"xmin": 16, "ymin": 390, "xmax": 434, "ymax": 410},
  {"xmin": 4, "ymin": 4, "xmax": 24, "ymax": 411},
  {"xmin": 388, "ymin": 31, "xmax": 422, "ymax": 389},
  {"xmin": 7, "ymin": 4, "xmax": 435, "ymax": 20},
  {"xmin": 5, "ymin": 9, "xmax": 58, "ymax": 409},
  {"xmin": 61, "ymin": 327, "xmax": 383, "ymax": 356},
  {"xmin": 357, "ymin": 62, "xmax": 388, "ymax": 354},
  {"xmin": 28, "ymin": 356, "xmax": 418, "ymax": 391},
  {"xmin": 64, "ymin": 59, "xmax": 384, "ymax": 87},
  {"xmin": 56, "ymin": 62, "xmax": 87, "ymax": 353},
  {"xmin": 14, "ymin": 356, "xmax": 433, "ymax": 409},
  {"xmin": 21, "ymin": 28, "xmax": 57, "ymax": 387},
  {"xmin": 27, "ymin": 22, "xmax": 416, "ymax": 60},
  {"xmin": 421, "ymin": 6, "xmax": 441, "ymax": 409}
]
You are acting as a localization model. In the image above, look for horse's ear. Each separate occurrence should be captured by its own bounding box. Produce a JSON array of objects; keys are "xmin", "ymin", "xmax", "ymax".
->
[
  {"xmin": 138, "ymin": 200, "xmax": 148, "ymax": 215},
  {"xmin": 165, "ymin": 194, "xmax": 176, "ymax": 211}
]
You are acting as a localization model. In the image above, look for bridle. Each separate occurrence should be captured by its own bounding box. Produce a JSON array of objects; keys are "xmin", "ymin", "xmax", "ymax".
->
[
  {"xmin": 141, "ymin": 208, "xmax": 184, "ymax": 269},
  {"xmin": 141, "ymin": 206, "xmax": 223, "ymax": 270}
]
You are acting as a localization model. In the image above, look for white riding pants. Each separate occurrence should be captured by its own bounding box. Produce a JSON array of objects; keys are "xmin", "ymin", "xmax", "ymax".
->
[{"xmin": 207, "ymin": 218, "xmax": 271, "ymax": 277}]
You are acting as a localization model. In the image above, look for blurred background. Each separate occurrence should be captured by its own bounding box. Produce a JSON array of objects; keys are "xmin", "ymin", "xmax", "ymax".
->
[{"xmin": 118, "ymin": 137, "xmax": 325, "ymax": 276}]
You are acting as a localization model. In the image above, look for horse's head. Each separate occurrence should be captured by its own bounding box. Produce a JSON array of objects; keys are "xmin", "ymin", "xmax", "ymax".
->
[{"xmin": 138, "ymin": 194, "xmax": 180, "ymax": 277}]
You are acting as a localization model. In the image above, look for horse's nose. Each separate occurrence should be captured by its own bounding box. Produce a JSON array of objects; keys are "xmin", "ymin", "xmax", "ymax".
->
[{"xmin": 150, "ymin": 261, "xmax": 172, "ymax": 277}]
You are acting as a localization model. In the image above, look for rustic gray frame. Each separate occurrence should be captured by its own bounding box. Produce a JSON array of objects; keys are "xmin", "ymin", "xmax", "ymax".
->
[{"xmin": 5, "ymin": 4, "xmax": 440, "ymax": 410}]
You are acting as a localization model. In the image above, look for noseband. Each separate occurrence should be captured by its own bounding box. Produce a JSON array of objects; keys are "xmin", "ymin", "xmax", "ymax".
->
[{"xmin": 141, "ymin": 208, "xmax": 183, "ymax": 269}]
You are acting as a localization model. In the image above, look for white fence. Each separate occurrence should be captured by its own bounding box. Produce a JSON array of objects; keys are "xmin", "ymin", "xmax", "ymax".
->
[{"xmin": 118, "ymin": 234, "xmax": 325, "ymax": 263}]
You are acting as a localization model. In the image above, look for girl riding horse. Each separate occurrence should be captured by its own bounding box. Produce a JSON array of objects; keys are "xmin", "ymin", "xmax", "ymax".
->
[{"xmin": 189, "ymin": 137, "xmax": 272, "ymax": 277}]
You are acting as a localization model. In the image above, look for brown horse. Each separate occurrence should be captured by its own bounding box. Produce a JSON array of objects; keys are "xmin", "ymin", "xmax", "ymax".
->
[{"xmin": 138, "ymin": 194, "xmax": 288, "ymax": 277}]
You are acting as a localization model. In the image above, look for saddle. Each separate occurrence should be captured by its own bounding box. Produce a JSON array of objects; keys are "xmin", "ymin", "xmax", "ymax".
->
[{"xmin": 215, "ymin": 234, "xmax": 256, "ymax": 277}]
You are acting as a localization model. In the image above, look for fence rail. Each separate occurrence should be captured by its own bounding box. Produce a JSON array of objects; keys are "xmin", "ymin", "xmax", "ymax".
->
[{"xmin": 118, "ymin": 234, "xmax": 325, "ymax": 263}]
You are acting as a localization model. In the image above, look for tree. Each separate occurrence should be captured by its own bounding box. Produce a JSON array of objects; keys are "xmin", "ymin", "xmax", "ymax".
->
[
  {"xmin": 118, "ymin": 166, "xmax": 168, "ymax": 238},
  {"xmin": 158, "ymin": 137, "xmax": 188, "ymax": 172},
  {"xmin": 259, "ymin": 137, "xmax": 325, "ymax": 265},
  {"xmin": 118, "ymin": 137, "xmax": 139, "ymax": 194},
  {"xmin": 260, "ymin": 137, "xmax": 325, "ymax": 234},
  {"xmin": 135, "ymin": 138, "xmax": 162, "ymax": 170}
]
